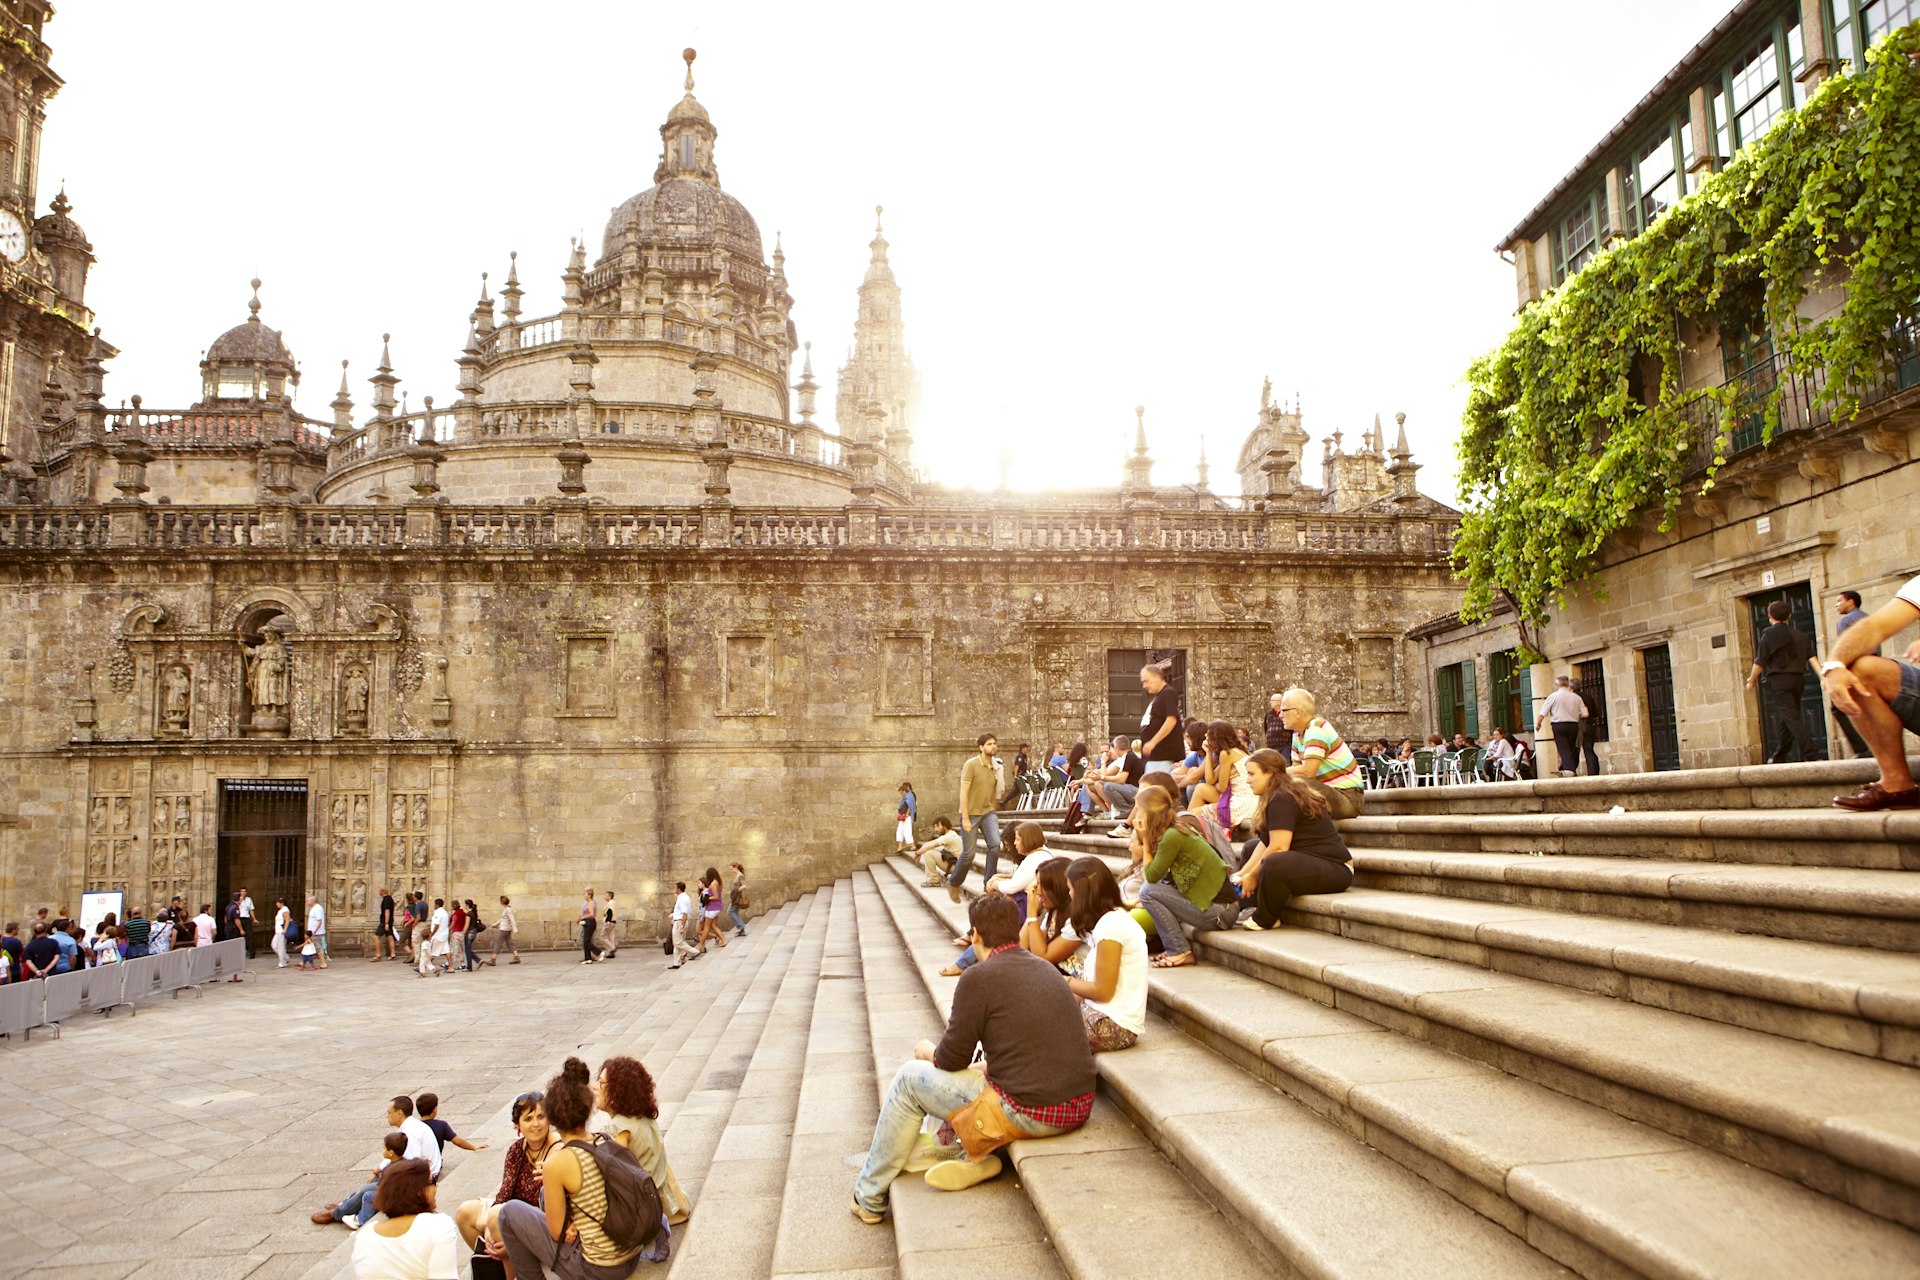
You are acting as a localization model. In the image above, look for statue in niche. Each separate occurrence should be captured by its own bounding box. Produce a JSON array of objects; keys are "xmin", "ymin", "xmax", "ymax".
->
[
  {"xmin": 390, "ymin": 835, "xmax": 407, "ymax": 870},
  {"xmin": 112, "ymin": 797, "xmax": 130, "ymax": 832},
  {"xmin": 160, "ymin": 664, "xmax": 191, "ymax": 733},
  {"xmin": 329, "ymin": 880, "xmax": 346, "ymax": 910},
  {"xmin": 174, "ymin": 797, "xmax": 190, "ymax": 832},
  {"xmin": 412, "ymin": 796, "xmax": 428, "ymax": 830},
  {"xmin": 149, "ymin": 846, "xmax": 166, "ymax": 874},
  {"xmin": 89, "ymin": 798, "xmax": 108, "ymax": 833},
  {"xmin": 331, "ymin": 836, "xmax": 346, "ymax": 870},
  {"xmin": 412, "ymin": 835, "xmax": 429, "ymax": 869},
  {"xmin": 243, "ymin": 621, "xmax": 292, "ymax": 735},
  {"xmin": 391, "ymin": 794, "xmax": 407, "ymax": 830},
  {"xmin": 352, "ymin": 795, "xmax": 369, "ymax": 831},
  {"xmin": 153, "ymin": 797, "xmax": 170, "ymax": 833},
  {"xmin": 352, "ymin": 836, "xmax": 367, "ymax": 871},
  {"xmin": 330, "ymin": 795, "xmax": 347, "ymax": 831},
  {"xmin": 341, "ymin": 663, "xmax": 370, "ymax": 733},
  {"xmin": 350, "ymin": 881, "xmax": 367, "ymax": 912},
  {"xmin": 174, "ymin": 839, "xmax": 192, "ymax": 871}
]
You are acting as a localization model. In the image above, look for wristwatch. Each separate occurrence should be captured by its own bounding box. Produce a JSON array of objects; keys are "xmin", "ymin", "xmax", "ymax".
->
[{"xmin": 1819, "ymin": 660, "xmax": 1847, "ymax": 675}]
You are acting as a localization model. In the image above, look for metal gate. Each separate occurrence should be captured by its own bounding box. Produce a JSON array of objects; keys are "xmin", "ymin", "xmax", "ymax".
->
[
  {"xmin": 1642, "ymin": 645, "xmax": 1681, "ymax": 771},
  {"xmin": 218, "ymin": 780, "xmax": 308, "ymax": 916},
  {"xmin": 1744, "ymin": 584, "xmax": 1829, "ymax": 761}
]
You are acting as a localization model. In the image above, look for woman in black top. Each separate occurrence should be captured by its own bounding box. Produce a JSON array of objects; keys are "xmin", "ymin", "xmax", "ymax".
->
[
  {"xmin": 1138, "ymin": 661, "xmax": 1184, "ymax": 765},
  {"xmin": 1233, "ymin": 747, "xmax": 1352, "ymax": 930}
]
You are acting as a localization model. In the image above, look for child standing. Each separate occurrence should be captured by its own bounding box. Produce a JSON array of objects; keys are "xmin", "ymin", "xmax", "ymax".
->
[
  {"xmin": 895, "ymin": 782, "xmax": 917, "ymax": 851},
  {"xmin": 298, "ymin": 928, "xmax": 318, "ymax": 971}
]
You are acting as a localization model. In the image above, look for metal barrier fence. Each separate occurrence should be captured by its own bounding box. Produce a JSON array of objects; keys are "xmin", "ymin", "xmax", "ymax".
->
[{"xmin": 0, "ymin": 937, "xmax": 248, "ymax": 1043}]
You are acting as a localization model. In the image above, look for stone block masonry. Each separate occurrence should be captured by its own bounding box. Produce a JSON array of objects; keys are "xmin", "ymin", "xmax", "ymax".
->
[{"xmin": 0, "ymin": 527, "xmax": 1461, "ymax": 943}]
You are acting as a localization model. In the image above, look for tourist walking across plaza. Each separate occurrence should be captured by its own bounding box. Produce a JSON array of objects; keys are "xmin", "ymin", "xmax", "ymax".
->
[
  {"xmin": 271, "ymin": 896, "xmax": 292, "ymax": 968},
  {"xmin": 306, "ymin": 894, "xmax": 329, "ymax": 968},
  {"xmin": 1748, "ymin": 599, "xmax": 1817, "ymax": 763},
  {"xmin": 727, "ymin": 862, "xmax": 750, "ymax": 937},
  {"xmin": 372, "ymin": 886, "xmax": 397, "ymax": 961},
  {"xmin": 489, "ymin": 895, "xmax": 521, "ymax": 965},
  {"xmin": 948, "ymin": 733, "xmax": 1003, "ymax": 903},
  {"xmin": 1535, "ymin": 675, "xmax": 1590, "ymax": 777}
]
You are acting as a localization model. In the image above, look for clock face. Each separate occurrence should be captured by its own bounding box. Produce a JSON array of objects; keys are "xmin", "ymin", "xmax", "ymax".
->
[{"xmin": 0, "ymin": 210, "xmax": 24, "ymax": 262}]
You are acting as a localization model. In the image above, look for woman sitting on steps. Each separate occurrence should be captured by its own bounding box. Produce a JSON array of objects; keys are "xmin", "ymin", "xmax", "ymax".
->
[
  {"xmin": 1234, "ymin": 747, "xmax": 1354, "ymax": 931},
  {"xmin": 1062, "ymin": 857, "xmax": 1148, "ymax": 1051},
  {"xmin": 1131, "ymin": 787, "xmax": 1233, "ymax": 969}
]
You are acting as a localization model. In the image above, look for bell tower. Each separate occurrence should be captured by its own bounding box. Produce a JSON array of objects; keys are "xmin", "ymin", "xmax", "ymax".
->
[{"xmin": 0, "ymin": 1, "xmax": 95, "ymax": 488}]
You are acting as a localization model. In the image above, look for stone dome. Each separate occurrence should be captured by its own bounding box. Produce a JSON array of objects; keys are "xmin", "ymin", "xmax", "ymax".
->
[
  {"xmin": 600, "ymin": 177, "xmax": 763, "ymax": 265},
  {"xmin": 666, "ymin": 92, "xmax": 709, "ymax": 125},
  {"xmin": 34, "ymin": 187, "xmax": 89, "ymax": 250},
  {"xmin": 206, "ymin": 279, "xmax": 293, "ymax": 366}
]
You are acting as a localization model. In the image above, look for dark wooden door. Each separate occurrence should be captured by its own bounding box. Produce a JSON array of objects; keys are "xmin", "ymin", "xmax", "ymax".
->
[
  {"xmin": 1643, "ymin": 644, "xmax": 1681, "ymax": 771},
  {"xmin": 1745, "ymin": 584, "xmax": 1828, "ymax": 760},
  {"xmin": 1106, "ymin": 648, "xmax": 1186, "ymax": 745}
]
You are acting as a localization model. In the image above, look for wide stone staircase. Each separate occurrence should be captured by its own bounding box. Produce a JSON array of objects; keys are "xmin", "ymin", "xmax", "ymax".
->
[{"xmin": 301, "ymin": 760, "xmax": 1920, "ymax": 1279}]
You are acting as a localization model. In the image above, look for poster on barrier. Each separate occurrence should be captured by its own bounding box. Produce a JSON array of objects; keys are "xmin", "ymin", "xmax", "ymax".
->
[
  {"xmin": 121, "ymin": 954, "xmax": 165, "ymax": 1001},
  {"xmin": 0, "ymin": 979, "xmax": 44, "ymax": 1037},
  {"xmin": 76, "ymin": 962, "xmax": 126, "ymax": 1014},
  {"xmin": 80, "ymin": 890, "xmax": 124, "ymax": 937},
  {"xmin": 186, "ymin": 945, "xmax": 217, "ymax": 986},
  {"xmin": 157, "ymin": 948, "xmax": 193, "ymax": 992},
  {"xmin": 41, "ymin": 969, "xmax": 86, "ymax": 1023}
]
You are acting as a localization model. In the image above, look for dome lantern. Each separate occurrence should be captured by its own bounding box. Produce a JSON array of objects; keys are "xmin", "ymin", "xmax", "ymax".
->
[{"xmin": 198, "ymin": 278, "xmax": 296, "ymax": 405}]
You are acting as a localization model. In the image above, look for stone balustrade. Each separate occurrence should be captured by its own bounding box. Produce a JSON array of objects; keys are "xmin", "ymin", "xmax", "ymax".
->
[{"xmin": 0, "ymin": 501, "xmax": 1453, "ymax": 556}]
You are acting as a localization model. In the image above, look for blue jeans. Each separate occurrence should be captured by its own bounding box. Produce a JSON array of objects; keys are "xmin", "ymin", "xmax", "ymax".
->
[
  {"xmin": 854, "ymin": 1059, "xmax": 1071, "ymax": 1214},
  {"xmin": 949, "ymin": 812, "xmax": 1000, "ymax": 887},
  {"xmin": 727, "ymin": 906, "xmax": 747, "ymax": 934},
  {"xmin": 334, "ymin": 1178, "xmax": 378, "ymax": 1221}
]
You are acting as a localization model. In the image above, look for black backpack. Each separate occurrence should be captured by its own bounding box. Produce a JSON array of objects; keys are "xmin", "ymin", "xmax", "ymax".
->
[{"xmin": 566, "ymin": 1136, "xmax": 663, "ymax": 1254}]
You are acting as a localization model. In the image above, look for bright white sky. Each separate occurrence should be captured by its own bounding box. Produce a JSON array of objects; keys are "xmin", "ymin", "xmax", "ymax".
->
[{"xmin": 38, "ymin": 0, "xmax": 1735, "ymax": 507}]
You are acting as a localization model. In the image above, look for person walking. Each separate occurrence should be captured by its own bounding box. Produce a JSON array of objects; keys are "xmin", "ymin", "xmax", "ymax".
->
[
  {"xmin": 667, "ymin": 882, "xmax": 700, "ymax": 969},
  {"xmin": 271, "ymin": 896, "xmax": 292, "ymax": 968},
  {"xmin": 1826, "ymin": 590, "xmax": 1876, "ymax": 758},
  {"xmin": 305, "ymin": 894, "xmax": 329, "ymax": 968},
  {"xmin": 463, "ymin": 899, "xmax": 485, "ymax": 971},
  {"xmin": 1534, "ymin": 675, "xmax": 1589, "ymax": 777},
  {"xmin": 578, "ymin": 888, "xmax": 600, "ymax": 965},
  {"xmin": 372, "ymin": 887, "xmax": 397, "ymax": 962},
  {"xmin": 429, "ymin": 898, "xmax": 453, "ymax": 976},
  {"xmin": 895, "ymin": 783, "xmax": 917, "ymax": 852},
  {"xmin": 1748, "ymin": 600, "xmax": 1816, "ymax": 763},
  {"xmin": 448, "ymin": 899, "xmax": 469, "ymax": 971},
  {"xmin": 694, "ymin": 868, "xmax": 728, "ymax": 952},
  {"xmin": 949, "ymin": 733, "xmax": 1003, "ymax": 903},
  {"xmin": 489, "ymin": 895, "xmax": 521, "ymax": 965},
  {"xmin": 600, "ymin": 892, "xmax": 619, "ymax": 959},
  {"xmin": 727, "ymin": 862, "xmax": 749, "ymax": 938},
  {"xmin": 237, "ymin": 886, "xmax": 256, "ymax": 960}
]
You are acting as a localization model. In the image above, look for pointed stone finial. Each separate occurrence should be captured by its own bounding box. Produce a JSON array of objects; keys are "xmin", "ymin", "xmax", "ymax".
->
[
  {"xmin": 336, "ymin": 359, "xmax": 350, "ymax": 395},
  {"xmin": 1393, "ymin": 411, "xmax": 1410, "ymax": 458},
  {"xmin": 463, "ymin": 321, "xmax": 481, "ymax": 355},
  {"xmin": 801, "ymin": 340, "xmax": 814, "ymax": 379},
  {"xmin": 379, "ymin": 334, "xmax": 393, "ymax": 372},
  {"xmin": 1196, "ymin": 434, "xmax": 1211, "ymax": 490},
  {"xmin": 875, "ymin": 205, "xmax": 885, "ymax": 235},
  {"xmin": 248, "ymin": 277, "xmax": 263, "ymax": 323},
  {"xmin": 683, "ymin": 47, "xmax": 697, "ymax": 92},
  {"xmin": 479, "ymin": 271, "xmax": 490, "ymax": 303},
  {"xmin": 1261, "ymin": 376, "xmax": 1271, "ymax": 410},
  {"xmin": 1133, "ymin": 405, "xmax": 1148, "ymax": 453},
  {"xmin": 506, "ymin": 251, "xmax": 520, "ymax": 286},
  {"xmin": 51, "ymin": 183, "xmax": 71, "ymax": 217}
]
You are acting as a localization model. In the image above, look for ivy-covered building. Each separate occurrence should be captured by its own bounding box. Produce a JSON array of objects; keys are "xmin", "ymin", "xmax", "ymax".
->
[{"xmin": 1418, "ymin": 0, "xmax": 1920, "ymax": 773}]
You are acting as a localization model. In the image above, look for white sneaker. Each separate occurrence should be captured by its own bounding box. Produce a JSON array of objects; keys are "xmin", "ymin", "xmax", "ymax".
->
[
  {"xmin": 342, "ymin": 1214, "xmax": 361, "ymax": 1230},
  {"xmin": 925, "ymin": 1153, "xmax": 1003, "ymax": 1192}
]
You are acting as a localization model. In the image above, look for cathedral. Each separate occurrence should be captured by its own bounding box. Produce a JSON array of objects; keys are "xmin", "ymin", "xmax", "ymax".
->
[{"xmin": 0, "ymin": 14, "xmax": 1461, "ymax": 944}]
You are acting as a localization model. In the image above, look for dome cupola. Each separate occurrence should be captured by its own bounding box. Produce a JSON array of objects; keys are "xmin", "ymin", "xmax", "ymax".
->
[{"xmin": 199, "ymin": 279, "xmax": 297, "ymax": 404}]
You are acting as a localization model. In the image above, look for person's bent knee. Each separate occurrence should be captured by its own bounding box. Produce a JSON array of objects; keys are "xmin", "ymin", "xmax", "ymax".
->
[{"xmin": 1851, "ymin": 656, "xmax": 1907, "ymax": 700}]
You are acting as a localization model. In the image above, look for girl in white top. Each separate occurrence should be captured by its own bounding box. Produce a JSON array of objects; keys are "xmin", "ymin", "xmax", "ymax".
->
[
  {"xmin": 271, "ymin": 899, "xmax": 293, "ymax": 968},
  {"xmin": 349, "ymin": 1156, "xmax": 460, "ymax": 1280},
  {"xmin": 1062, "ymin": 856, "xmax": 1148, "ymax": 1052},
  {"xmin": 985, "ymin": 821, "xmax": 1056, "ymax": 900}
]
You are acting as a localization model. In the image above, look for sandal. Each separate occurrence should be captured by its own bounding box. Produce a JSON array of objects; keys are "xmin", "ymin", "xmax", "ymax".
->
[
  {"xmin": 939, "ymin": 965, "xmax": 964, "ymax": 977},
  {"xmin": 1150, "ymin": 951, "xmax": 1197, "ymax": 968}
]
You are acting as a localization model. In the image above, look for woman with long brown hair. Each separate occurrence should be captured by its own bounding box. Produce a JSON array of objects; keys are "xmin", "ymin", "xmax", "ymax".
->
[
  {"xmin": 1063, "ymin": 857, "xmax": 1148, "ymax": 1051},
  {"xmin": 1129, "ymin": 786, "xmax": 1230, "ymax": 969},
  {"xmin": 1019, "ymin": 857, "xmax": 1082, "ymax": 970},
  {"xmin": 1187, "ymin": 719, "xmax": 1247, "ymax": 818},
  {"xmin": 1234, "ymin": 747, "xmax": 1353, "ymax": 930},
  {"xmin": 595, "ymin": 1056, "xmax": 690, "ymax": 1225}
]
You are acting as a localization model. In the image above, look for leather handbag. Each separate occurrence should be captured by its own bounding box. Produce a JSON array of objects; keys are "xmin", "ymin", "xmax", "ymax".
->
[{"xmin": 946, "ymin": 1087, "xmax": 1023, "ymax": 1162}]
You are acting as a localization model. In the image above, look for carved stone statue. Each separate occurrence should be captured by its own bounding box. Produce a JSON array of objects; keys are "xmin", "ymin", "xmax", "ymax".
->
[
  {"xmin": 161, "ymin": 664, "xmax": 191, "ymax": 732},
  {"xmin": 341, "ymin": 663, "xmax": 370, "ymax": 732},
  {"xmin": 243, "ymin": 621, "xmax": 292, "ymax": 735}
]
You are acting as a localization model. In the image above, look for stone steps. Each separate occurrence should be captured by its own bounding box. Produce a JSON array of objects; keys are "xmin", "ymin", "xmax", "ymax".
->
[
  {"xmin": 1277, "ymin": 884, "xmax": 1920, "ymax": 1065},
  {"xmin": 670, "ymin": 890, "xmax": 832, "ymax": 1280},
  {"xmin": 1337, "ymin": 808, "xmax": 1920, "ymax": 870},
  {"xmin": 869, "ymin": 856, "xmax": 1576, "ymax": 1280},
  {"xmin": 896, "ymin": 853, "xmax": 1920, "ymax": 1277},
  {"xmin": 767, "ymin": 880, "xmax": 899, "ymax": 1280},
  {"xmin": 1356, "ymin": 757, "xmax": 1910, "ymax": 816},
  {"xmin": 1349, "ymin": 847, "xmax": 1920, "ymax": 951},
  {"xmin": 846, "ymin": 872, "xmax": 1071, "ymax": 1280}
]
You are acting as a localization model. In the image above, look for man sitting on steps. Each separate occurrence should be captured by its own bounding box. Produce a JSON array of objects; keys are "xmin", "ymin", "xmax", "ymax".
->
[
  {"xmin": 910, "ymin": 817, "xmax": 965, "ymax": 886},
  {"xmin": 1824, "ymin": 573, "xmax": 1920, "ymax": 812},
  {"xmin": 851, "ymin": 894, "xmax": 1095, "ymax": 1224}
]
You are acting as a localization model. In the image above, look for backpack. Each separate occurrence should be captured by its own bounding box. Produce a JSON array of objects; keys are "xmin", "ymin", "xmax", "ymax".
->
[{"xmin": 566, "ymin": 1136, "xmax": 664, "ymax": 1255}]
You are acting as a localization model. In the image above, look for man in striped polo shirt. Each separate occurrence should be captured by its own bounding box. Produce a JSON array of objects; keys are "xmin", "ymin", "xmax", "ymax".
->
[{"xmin": 1278, "ymin": 686, "xmax": 1367, "ymax": 819}]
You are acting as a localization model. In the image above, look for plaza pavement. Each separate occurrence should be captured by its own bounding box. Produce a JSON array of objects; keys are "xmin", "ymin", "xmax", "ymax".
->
[{"xmin": 0, "ymin": 934, "xmax": 762, "ymax": 1280}]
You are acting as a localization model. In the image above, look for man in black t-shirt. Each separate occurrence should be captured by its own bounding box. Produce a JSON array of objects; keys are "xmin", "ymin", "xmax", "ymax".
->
[
  {"xmin": 372, "ymin": 888, "xmax": 397, "ymax": 962},
  {"xmin": 1747, "ymin": 600, "xmax": 1816, "ymax": 763},
  {"xmin": 1139, "ymin": 663, "xmax": 1184, "ymax": 766},
  {"xmin": 1086, "ymin": 735, "xmax": 1147, "ymax": 819},
  {"xmin": 22, "ymin": 922, "xmax": 60, "ymax": 979}
]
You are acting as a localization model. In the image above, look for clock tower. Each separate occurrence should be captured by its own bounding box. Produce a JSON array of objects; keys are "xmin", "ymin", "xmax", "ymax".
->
[{"xmin": 0, "ymin": 0, "xmax": 94, "ymax": 488}]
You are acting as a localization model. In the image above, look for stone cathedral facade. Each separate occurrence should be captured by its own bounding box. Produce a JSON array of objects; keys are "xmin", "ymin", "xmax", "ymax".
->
[{"xmin": 0, "ymin": 21, "xmax": 1463, "ymax": 945}]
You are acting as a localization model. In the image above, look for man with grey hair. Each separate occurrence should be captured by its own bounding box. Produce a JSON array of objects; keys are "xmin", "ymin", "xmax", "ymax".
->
[
  {"xmin": 1535, "ymin": 675, "xmax": 1588, "ymax": 778},
  {"xmin": 1278, "ymin": 687, "xmax": 1366, "ymax": 819}
]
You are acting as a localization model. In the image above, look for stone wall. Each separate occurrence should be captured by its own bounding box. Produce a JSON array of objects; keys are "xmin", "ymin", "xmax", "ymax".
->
[{"xmin": 0, "ymin": 533, "xmax": 1459, "ymax": 944}]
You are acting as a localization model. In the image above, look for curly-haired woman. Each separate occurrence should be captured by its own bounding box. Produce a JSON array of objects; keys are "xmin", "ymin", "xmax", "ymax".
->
[
  {"xmin": 453, "ymin": 1090, "xmax": 554, "ymax": 1265},
  {"xmin": 593, "ymin": 1056, "xmax": 690, "ymax": 1225}
]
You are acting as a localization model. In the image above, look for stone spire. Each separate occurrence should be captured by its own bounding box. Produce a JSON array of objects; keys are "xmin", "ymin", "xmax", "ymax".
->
[
  {"xmin": 501, "ymin": 251, "xmax": 523, "ymax": 322},
  {"xmin": 1387, "ymin": 411, "xmax": 1421, "ymax": 501},
  {"xmin": 369, "ymin": 334, "xmax": 399, "ymax": 420},
  {"xmin": 837, "ymin": 205, "xmax": 920, "ymax": 458},
  {"xmin": 1196, "ymin": 434, "xmax": 1210, "ymax": 491},
  {"xmin": 1123, "ymin": 405, "xmax": 1154, "ymax": 491},
  {"xmin": 472, "ymin": 272, "xmax": 495, "ymax": 339},
  {"xmin": 795, "ymin": 341, "xmax": 818, "ymax": 427},
  {"xmin": 655, "ymin": 48, "xmax": 720, "ymax": 186},
  {"xmin": 330, "ymin": 360, "xmax": 354, "ymax": 434}
]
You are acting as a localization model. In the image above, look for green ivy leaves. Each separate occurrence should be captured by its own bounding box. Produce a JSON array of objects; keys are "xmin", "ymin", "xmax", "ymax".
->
[{"xmin": 1456, "ymin": 25, "xmax": 1920, "ymax": 626}]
